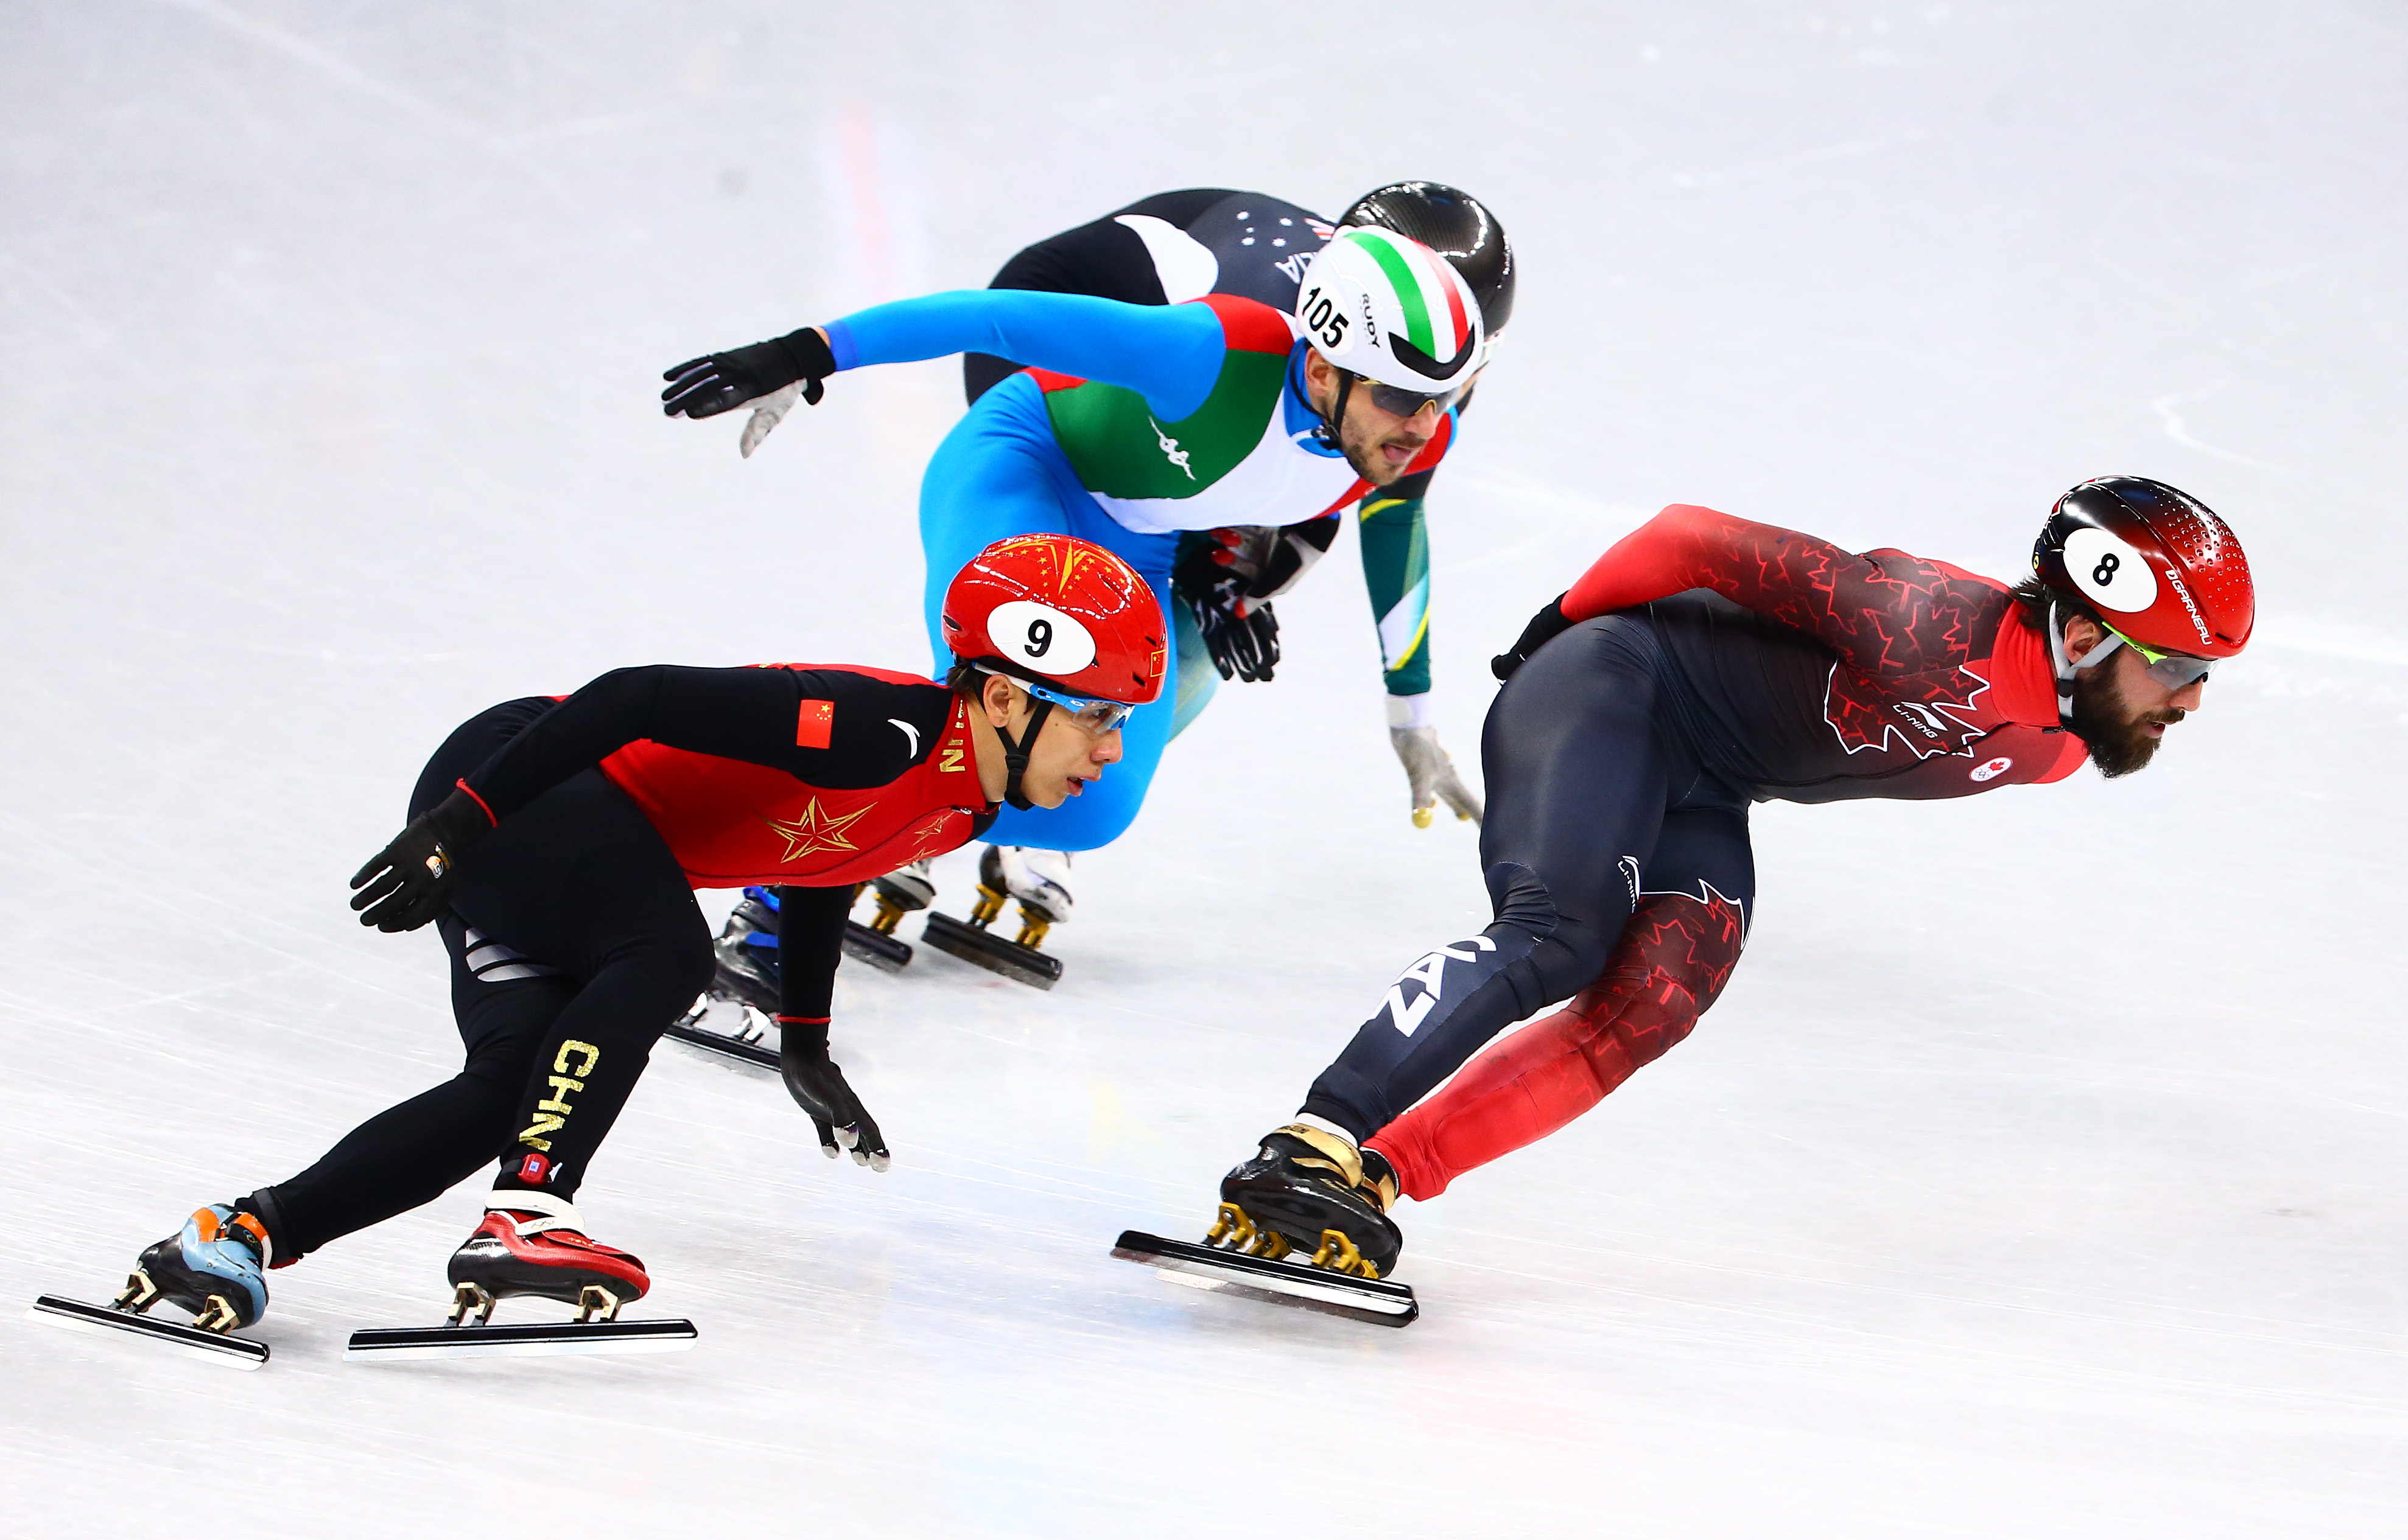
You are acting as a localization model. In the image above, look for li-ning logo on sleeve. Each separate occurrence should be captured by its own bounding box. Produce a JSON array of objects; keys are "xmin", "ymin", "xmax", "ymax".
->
[
  {"xmin": 1380, "ymin": 937, "xmax": 1497, "ymax": 1036},
  {"xmin": 1149, "ymin": 416, "xmax": 1196, "ymax": 480}
]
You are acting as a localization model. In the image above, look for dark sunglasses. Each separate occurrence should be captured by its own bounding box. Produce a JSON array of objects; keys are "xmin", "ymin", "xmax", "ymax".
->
[{"xmin": 1349, "ymin": 372, "xmax": 1463, "ymax": 419}]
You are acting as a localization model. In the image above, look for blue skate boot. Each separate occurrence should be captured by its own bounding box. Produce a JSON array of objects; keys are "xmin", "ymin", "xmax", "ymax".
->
[{"xmin": 117, "ymin": 1202, "xmax": 276, "ymax": 1333}]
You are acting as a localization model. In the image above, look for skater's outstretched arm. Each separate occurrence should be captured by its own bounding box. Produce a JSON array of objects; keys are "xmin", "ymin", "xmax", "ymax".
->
[
  {"xmin": 667, "ymin": 291, "xmax": 1242, "ymax": 424},
  {"xmin": 349, "ymin": 666, "xmax": 960, "ymax": 931},
  {"xmin": 466, "ymin": 665, "xmax": 953, "ymax": 819},
  {"xmin": 1558, "ymin": 503, "xmax": 2000, "ymax": 683},
  {"xmin": 773, "ymin": 884, "xmax": 889, "ymax": 1171}
]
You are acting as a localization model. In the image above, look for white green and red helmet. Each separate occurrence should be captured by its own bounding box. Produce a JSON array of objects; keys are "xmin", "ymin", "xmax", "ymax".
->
[{"xmin": 1293, "ymin": 227, "xmax": 1485, "ymax": 394}]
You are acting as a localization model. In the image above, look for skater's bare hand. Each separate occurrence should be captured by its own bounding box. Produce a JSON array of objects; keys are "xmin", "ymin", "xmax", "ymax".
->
[
  {"xmin": 779, "ymin": 1026, "xmax": 890, "ymax": 1172},
  {"xmin": 348, "ymin": 786, "xmax": 494, "ymax": 933},
  {"xmin": 1391, "ymin": 723, "xmax": 1483, "ymax": 829}
]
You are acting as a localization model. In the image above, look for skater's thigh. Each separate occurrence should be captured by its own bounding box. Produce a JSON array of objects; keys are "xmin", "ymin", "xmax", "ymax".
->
[
  {"xmin": 1477, "ymin": 617, "xmax": 1676, "ymax": 929},
  {"xmin": 448, "ymin": 770, "xmax": 710, "ymax": 991},
  {"xmin": 1638, "ymin": 802, "xmax": 1756, "ymax": 920},
  {"xmin": 410, "ymin": 696, "xmax": 556, "ymax": 821},
  {"xmin": 1167, "ymin": 599, "xmax": 1218, "ymax": 741},
  {"xmin": 438, "ymin": 914, "xmax": 578, "ymax": 1080},
  {"xmin": 917, "ymin": 390, "xmax": 1084, "ymax": 662}
]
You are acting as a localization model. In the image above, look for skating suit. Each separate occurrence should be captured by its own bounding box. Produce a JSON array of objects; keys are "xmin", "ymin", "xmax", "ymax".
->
[
  {"xmin": 818, "ymin": 265, "xmax": 1458, "ymax": 852},
  {"xmin": 262, "ymin": 665, "xmax": 992, "ymax": 1255},
  {"xmin": 959, "ymin": 190, "xmax": 1452, "ymax": 730},
  {"xmin": 1299, "ymin": 505, "xmax": 2090, "ymax": 1199}
]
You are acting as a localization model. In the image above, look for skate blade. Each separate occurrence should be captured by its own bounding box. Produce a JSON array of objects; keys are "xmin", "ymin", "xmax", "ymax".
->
[
  {"xmin": 840, "ymin": 919, "xmax": 913, "ymax": 974},
  {"xmin": 1109, "ymin": 1233, "xmax": 1418, "ymax": 1328},
  {"xmin": 346, "ymin": 1317, "xmax": 697, "ymax": 1362},
  {"xmin": 26, "ymin": 1293, "xmax": 269, "ymax": 1369},
  {"xmin": 921, "ymin": 911, "xmax": 1062, "ymax": 990},
  {"xmin": 661, "ymin": 1018, "xmax": 779, "ymax": 1070}
]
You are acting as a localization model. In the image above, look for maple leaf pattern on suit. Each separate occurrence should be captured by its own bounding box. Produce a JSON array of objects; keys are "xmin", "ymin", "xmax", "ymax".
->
[{"xmin": 1708, "ymin": 531, "xmax": 2003, "ymax": 758}]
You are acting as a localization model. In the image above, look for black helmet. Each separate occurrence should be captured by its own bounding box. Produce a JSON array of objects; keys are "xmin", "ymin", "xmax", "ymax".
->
[{"xmin": 1339, "ymin": 181, "xmax": 1515, "ymax": 337}]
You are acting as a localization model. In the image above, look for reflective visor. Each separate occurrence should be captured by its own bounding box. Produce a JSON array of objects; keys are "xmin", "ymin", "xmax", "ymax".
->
[
  {"xmin": 1353, "ymin": 373, "xmax": 1462, "ymax": 419},
  {"xmin": 2109, "ymin": 626, "xmax": 2217, "ymax": 690}
]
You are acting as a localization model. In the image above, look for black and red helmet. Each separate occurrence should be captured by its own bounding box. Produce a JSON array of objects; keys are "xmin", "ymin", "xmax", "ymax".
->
[{"xmin": 2032, "ymin": 477, "xmax": 2254, "ymax": 659}]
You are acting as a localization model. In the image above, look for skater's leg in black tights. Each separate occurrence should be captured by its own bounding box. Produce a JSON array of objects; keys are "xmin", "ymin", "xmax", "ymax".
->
[
  {"xmin": 1300, "ymin": 616, "xmax": 1743, "ymax": 1143},
  {"xmin": 265, "ymin": 924, "xmax": 572, "ymax": 1258},
  {"xmin": 446, "ymin": 772, "xmax": 713, "ymax": 1200},
  {"xmin": 256, "ymin": 701, "xmax": 708, "ymax": 1257}
]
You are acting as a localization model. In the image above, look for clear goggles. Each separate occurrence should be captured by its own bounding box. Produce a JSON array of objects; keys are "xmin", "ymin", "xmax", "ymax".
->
[
  {"xmin": 977, "ymin": 665, "xmax": 1134, "ymax": 734},
  {"xmin": 1350, "ymin": 371, "xmax": 1464, "ymax": 420},
  {"xmin": 2099, "ymin": 625, "xmax": 2217, "ymax": 691}
]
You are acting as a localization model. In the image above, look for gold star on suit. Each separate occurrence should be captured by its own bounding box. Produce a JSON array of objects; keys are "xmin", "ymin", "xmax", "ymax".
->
[{"xmin": 763, "ymin": 798, "xmax": 872, "ymax": 862}]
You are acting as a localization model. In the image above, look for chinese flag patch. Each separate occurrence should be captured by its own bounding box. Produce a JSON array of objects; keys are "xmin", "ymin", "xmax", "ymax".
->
[{"xmin": 796, "ymin": 699, "xmax": 834, "ymax": 749}]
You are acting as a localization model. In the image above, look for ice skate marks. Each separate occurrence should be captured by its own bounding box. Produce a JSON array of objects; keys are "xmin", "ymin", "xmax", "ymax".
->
[
  {"xmin": 1110, "ymin": 1233, "xmax": 1419, "ymax": 1327},
  {"xmin": 27, "ymin": 1293, "xmax": 270, "ymax": 1369}
]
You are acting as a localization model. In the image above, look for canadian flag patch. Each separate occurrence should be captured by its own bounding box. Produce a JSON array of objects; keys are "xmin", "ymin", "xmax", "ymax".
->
[{"xmin": 796, "ymin": 699, "xmax": 834, "ymax": 749}]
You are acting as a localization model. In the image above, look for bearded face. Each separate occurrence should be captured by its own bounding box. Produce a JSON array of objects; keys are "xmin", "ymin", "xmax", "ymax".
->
[{"xmin": 2067, "ymin": 648, "xmax": 2188, "ymax": 778}]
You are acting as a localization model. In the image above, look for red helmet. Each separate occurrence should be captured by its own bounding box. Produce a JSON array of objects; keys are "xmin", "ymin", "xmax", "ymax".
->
[
  {"xmin": 942, "ymin": 534, "xmax": 1167, "ymax": 704},
  {"xmin": 2031, "ymin": 477, "xmax": 2254, "ymax": 658}
]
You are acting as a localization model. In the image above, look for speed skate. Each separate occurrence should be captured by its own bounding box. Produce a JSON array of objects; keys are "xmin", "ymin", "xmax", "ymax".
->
[
  {"xmin": 1111, "ymin": 1227, "xmax": 1419, "ymax": 1327},
  {"xmin": 27, "ymin": 1292, "xmax": 272, "ymax": 1369},
  {"xmin": 349, "ymin": 1195, "xmax": 695, "ymax": 1361}
]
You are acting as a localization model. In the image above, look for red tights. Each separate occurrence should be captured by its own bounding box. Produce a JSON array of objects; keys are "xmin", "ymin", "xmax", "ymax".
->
[{"xmin": 1367, "ymin": 890, "xmax": 1745, "ymax": 1201}]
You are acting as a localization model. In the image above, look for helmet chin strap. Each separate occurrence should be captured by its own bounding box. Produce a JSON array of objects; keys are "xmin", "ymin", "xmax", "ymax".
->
[
  {"xmin": 2048, "ymin": 598, "xmax": 2125, "ymax": 721},
  {"xmin": 1310, "ymin": 366, "xmax": 1358, "ymax": 451},
  {"xmin": 989, "ymin": 692, "xmax": 1056, "ymax": 811}
]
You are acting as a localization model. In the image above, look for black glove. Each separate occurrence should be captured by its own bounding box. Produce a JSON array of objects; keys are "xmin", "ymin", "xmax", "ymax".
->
[
  {"xmin": 1490, "ymin": 593, "xmax": 1577, "ymax": 681},
  {"xmin": 1193, "ymin": 579, "xmax": 1280, "ymax": 682},
  {"xmin": 779, "ymin": 1020, "xmax": 890, "ymax": 1172},
  {"xmin": 348, "ymin": 786, "xmax": 494, "ymax": 933},
  {"xmin": 1174, "ymin": 529, "xmax": 1282, "ymax": 682},
  {"xmin": 661, "ymin": 328, "xmax": 835, "ymax": 419}
]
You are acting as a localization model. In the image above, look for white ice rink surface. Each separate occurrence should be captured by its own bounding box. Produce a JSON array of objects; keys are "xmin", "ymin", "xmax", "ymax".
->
[{"xmin": 4, "ymin": 4, "xmax": 2404, "ymax": 1534}]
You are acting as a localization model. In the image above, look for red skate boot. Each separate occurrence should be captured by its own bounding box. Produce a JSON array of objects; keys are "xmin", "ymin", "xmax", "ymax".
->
[{"xmin": 444, "ymin": 1191, "xmax": 650, "ymax": 1326}]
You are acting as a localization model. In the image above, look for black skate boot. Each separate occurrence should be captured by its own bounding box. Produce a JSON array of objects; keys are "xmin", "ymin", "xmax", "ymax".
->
[{"xmin": 1213, "ymin": 1124, "xmax": 1403, "ymax": 1279}]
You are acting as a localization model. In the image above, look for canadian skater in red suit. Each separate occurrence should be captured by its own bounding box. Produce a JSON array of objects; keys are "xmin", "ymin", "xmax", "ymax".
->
[
  {"xmin": 1203, "ymin": 477, "xmax": 2258, "ymax": 1283},
  {"xmin": 104, "ymin": 535, "xmax": 1164, "ymax": 1340}
]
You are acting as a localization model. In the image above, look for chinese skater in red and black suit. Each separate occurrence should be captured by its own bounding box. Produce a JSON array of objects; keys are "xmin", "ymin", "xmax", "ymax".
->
[{"xmin": 104, "ymin": 534, "xmax": 1165, "ymax": 1342}]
